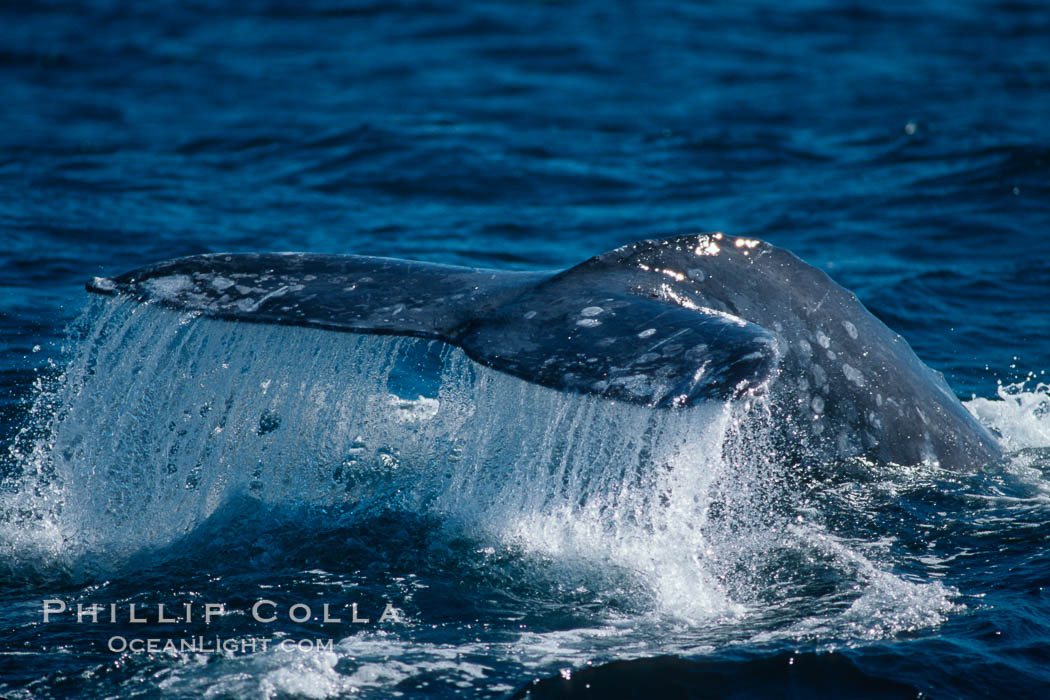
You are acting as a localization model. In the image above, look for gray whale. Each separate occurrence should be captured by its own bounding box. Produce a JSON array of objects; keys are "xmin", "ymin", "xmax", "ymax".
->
[{"xmin": 86, "ymin": 233, "xmax": 1001, "ymax": 470}]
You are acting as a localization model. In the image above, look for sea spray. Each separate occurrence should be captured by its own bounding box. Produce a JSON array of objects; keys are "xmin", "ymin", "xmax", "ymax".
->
[
  {"xmin": 1, "ymin": 299, "xmax": 749, "ymax": 614},
  {"xmin": 1, "ymin": 297, "xmax": 979, "ymax": 634},
  {"xmin": 965, "ymin": 379, "xmax": 1050, "ymax": 453}
]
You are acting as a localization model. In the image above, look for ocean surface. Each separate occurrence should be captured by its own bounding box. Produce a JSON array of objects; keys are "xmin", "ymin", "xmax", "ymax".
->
[{"xmin": 2, "ymin": 0, "xmax": 1049, "ymax": 697}]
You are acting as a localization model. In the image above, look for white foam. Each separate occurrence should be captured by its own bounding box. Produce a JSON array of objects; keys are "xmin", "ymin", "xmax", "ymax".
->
[
  {"xmin": 965, "ymin": 380, "xmax": 1050, "ymax": 452},
  {"xmin": 750, "ymin": 525, "xmax": 959, "ymax": 644}
]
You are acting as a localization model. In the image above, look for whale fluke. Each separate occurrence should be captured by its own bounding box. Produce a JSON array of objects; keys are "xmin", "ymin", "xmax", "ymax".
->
[
  {"xmin": 86, "ymin": 246, "xmax": 779, "ymax": 408},
  {"xmin": 87, "ymin": 233, "xmax": 1003, "ymax": 469}
]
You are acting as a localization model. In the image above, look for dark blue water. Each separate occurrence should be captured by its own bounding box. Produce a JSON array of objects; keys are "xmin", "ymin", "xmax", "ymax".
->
[{"xmin": 2, "ymin": 1, "xmax": 1049, "ymax": 697}]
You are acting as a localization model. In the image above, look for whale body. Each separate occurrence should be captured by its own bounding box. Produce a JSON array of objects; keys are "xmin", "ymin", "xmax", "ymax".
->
[{"xmin": 86, "ymin": 233, "xmax": 1001, "ymax": 470}]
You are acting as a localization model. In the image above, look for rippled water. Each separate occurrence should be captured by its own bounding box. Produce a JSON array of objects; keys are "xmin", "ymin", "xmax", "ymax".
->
[{"xmin": 2, "ymin": 0, "xmax": 1049, "ymax": 697}]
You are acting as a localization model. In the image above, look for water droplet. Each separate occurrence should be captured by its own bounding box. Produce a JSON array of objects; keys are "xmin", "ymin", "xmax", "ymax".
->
[{"xmin": 376, "ymin": 447, "xmax": 400, "ymax": 469}]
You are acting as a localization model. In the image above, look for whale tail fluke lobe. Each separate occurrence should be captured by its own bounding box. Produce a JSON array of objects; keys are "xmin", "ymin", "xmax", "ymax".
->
[{"xmin": 86, "ymin": 245, "xmax": 779, "ymax": 408}]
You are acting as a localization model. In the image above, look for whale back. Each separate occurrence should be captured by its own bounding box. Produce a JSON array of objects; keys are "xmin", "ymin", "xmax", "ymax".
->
[{"xmin": 591, "ymin": 234, "xmax": 1001, "ymax": 468}]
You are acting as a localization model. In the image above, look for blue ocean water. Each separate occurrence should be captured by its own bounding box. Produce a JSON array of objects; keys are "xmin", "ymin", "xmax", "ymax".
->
[{"xmin": 2, "ymin": 0, "xmax": 1049, "ymax": 697}]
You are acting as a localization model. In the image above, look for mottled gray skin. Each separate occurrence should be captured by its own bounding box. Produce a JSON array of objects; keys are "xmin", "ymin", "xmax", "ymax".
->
[
  {"xmin": 591, "ymin": 234, "xmax": 1002, "ymax": 469},
  {"xmin": 86, "ymin": 246, "xmax": 776, "ymax": 407},
  {"xmin": 87, "ymin": 233, "xmax": 1001, "ymax": 470}
]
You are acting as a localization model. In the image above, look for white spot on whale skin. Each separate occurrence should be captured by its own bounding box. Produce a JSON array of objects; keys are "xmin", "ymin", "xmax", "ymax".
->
[
  {"xmin": 816, "ymin": 330, "xmax": 831, "ymax": 349},
  {"xmin": 637, "ymin": 352, "xmax": 661, "ymax": 363},
  {"xmin": 235, "ymin": 284, "xmax": 300, "ymax": 313},
  {"xmin": 638, "ymin": 328, "xmax": 657, "ymax": 338},
  {"xmin": 144, "ymin": 275, "xmax": 194, "ymax": 300},
  {"xmin": 842, "ymin": 363, "xmax": 866, "ymax": 387},
  {"xmin": 687, "ymin": 268, "xmax": 706, "ymax": 282},
  {"xmin": 523, "ymin": 310, "xmax": 538, "ymax": 320},
  {"xmin": 684, "ymin": 343, "xmax": 709, "ymax": 362},
  {"xmin": 210, "ymin": 276, "xmax": 235, "ymax": 291},
  {"xmin": 836, "ymin": 431, "xmax": 853, "ymax": 454},
  {"xmin": 576, "ymin": 318, "xmax": 601, "ymax": 328},
  {"xmin": 811, "ymin": 364, "xmax": 827, "ymax": 387},
  {"xmin": 916, "ymin": 407, "xmax": 929, "ymax": 425},
  {"xmin": 581, "ymin": 306, "xmax": 603, "ymax": 317},
  {"xmin": 811, "ymin": 395, "xmax": 825, "ymax": 414},
  {"xmin": 842, "ymin": 320, "xmax": 859, "ymax": 339}
]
